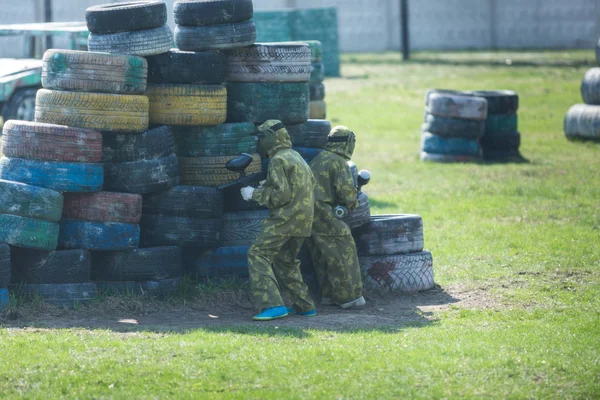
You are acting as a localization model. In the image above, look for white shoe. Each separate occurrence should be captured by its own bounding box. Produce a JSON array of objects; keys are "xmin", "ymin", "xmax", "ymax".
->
[
  {"xmin": 320, "ymin": 297, "xmax": 334, "ymax": 306},
  {"xmin": 340, "ymin": 296, "xmax": 366, "ymax": 309}
]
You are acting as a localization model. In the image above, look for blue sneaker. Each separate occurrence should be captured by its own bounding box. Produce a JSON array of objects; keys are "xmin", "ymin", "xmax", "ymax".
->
[
  {"xmin": 253, "ymin": 306, "xmax": 288, "ymax": 321},
  {"xmin": 286, "ymin": 307, "xmax": 317, "ymax": 317}
]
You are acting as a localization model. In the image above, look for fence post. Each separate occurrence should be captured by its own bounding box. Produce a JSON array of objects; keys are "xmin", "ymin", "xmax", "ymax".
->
[{"xmin": 400, "ymin": 0, "xmax": 409, "ymax": 60}]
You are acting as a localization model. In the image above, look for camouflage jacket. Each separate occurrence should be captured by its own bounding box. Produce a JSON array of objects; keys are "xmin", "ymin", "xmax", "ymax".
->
[
  {"xmin": 251, "ymin": 129, "xmax": 316, "ymax": 237},
  {"xmin": 309, "ymin": 141, "xmax": 359, "ymax": 237}
]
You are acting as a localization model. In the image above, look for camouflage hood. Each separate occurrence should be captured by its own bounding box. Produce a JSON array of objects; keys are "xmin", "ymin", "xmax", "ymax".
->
[
  {"xmin": 256, "ymin": 120, "xmax": 292, "ymax": 159},
  {"xmin": 325, "ymin": 126, "xmax": 356, "ymax": 160}
]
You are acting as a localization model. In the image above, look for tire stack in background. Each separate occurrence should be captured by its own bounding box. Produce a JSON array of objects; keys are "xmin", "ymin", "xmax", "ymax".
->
[
  {"xmin": 564, "ymin": 43, "xmax": 600, "ymax": 141},
  {"xmin": 352, "ymin": 215, "xmax": 435, "ymax": 293},
  {"xmin": 474, "ymin": 91, "xmax": 522, "ymax": 160},
  {"xmin": 421, "ymin": 90, "xmax": 487, "ymax": 163},
  {"xmin": 305, "ymin": 41, "xmax": 326, "ymax": 120}
]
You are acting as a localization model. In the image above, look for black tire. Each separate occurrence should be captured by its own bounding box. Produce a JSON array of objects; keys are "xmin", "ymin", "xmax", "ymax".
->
[
  {"xmin": 227, "ymin": 82, "xmax": 309, "ymax": 124},
  {"xmin": 2, "ymin": 88, "xmax": 37, "ymax": 122},
  {"xmin": 143, "ymin": 185, "xmax": 224, "ymax": 218},
  {"xmin": 222, "ymin": 184, "xmax": 268, "ymax": 213},
  {"xmin": 173, "ymin": 122, "xmax": 257, "ymax": 157},
  {"xmin": 359, "ymin": 251, "xmax": 434, "ymax": 292},
  {"xmin": 353, "ymin": 214, "xmax": 424, "ymax": 256},
  {"xmin": 102, "ymin": 126, "xmax": 175, "ymax": 163},
  {"xmin": 564, "ymin": 104, "xmax": 600, "ymax": 141},
  {"xmin": 0, "ymin": 179, "xmax": 63, "ymax": 222},
  {"xmin": 309, "ymin": 63, "xmax": 325, "ymax": 84},
  {"xmin": 104, "ymin": 153, "xmax": 179, "ymax": 194},
  {"xmin": 286, "ymin": 119, "xmax": 331, "ymax": 148},
  {"xmin": 140, "ymin": 215, "xmax": 222, "ymax": 248},
  {"xmin": 42, "ymin": 50, "xmax": 147, "ymax": 94},
  {"xmin": 91, "ymin": 246, "xmax": 182, "ymax": 282},
  {"xmin": 343, "ymin": 192, "xmax": 371, "ymax": 229},
  {"xmin": 422, "ymin": 113, "xmax": 485, "ymax": 139},
  {"xmin": 470, "ymin": 90, "xmax": 519, "ymax": 114},
  {"xmin": 483, "ymin": 148, "xmax": 526, "ymax": 162},
  {"xmin": 59, "ymin": 219, "xmax": 140, "ymax": 252},
  {"xmin": 581, "ymin": 68, "xmax": 600, "ymax": 105},
  {"xmin": 11, "ymin": 248, "xmax": 91, "ymax": 284},
  {"xmin": 175, "ymin": 21, "xmax": 256, "ymax": 52},
  {"xmin": 302, "ymin": 40, "xmax": 323, "ymax": 63},
  {"xmin": 193, "ymin": 246, "xmax": 250, "ymax": 280},
  {"xmin": 88, "ymin": 24, "xmax": 172, "ymax": 57},
  {"xmin": 310, "ymin": 83, "xmax": 325, "ymax": 101},
  {"xmin": 174, "ymin": 0, "xmax": 253, "ymax": 26},
  {"xmin": 225, "ymin": 43, "xmax": 311, "ymax": 83},
  {"xmin": 480, "ymin": 133, "xmax": 521, "ymax": 151},
  {"xmin": 221, "ymin": 210, "xmax": 270, "ymax": 246},
  {"xmin": 96, "ymin": 278, "xmax": 181, "ymax": 297},
  {"xmin": 14, "ymin": 282, "xmax": 97, "ymax": 307},
  {"xmin": 146, "ymin": 50, "xmax": 226, "ymax": 84},
  {"xmin": 0, "ymin": 244, "xmax": 10, "ymax": 288},
  {"xmin": 292, "ymin": 147, "xmax": 323, "ymax": 163},
  {"xmin": 86, "ymin": 1, "xmax": 167, "ymax": 34}
]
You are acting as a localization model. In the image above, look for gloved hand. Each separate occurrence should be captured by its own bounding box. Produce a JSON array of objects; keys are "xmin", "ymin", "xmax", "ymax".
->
[{"xmin": 241, "ymin": 186, "xmax": 255, "ymax": 201}]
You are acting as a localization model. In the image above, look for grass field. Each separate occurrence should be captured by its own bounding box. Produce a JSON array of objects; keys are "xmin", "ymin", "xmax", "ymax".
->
[{"xmin": 1, "ymin": 50, "xmax": 599, "ymax": 399}]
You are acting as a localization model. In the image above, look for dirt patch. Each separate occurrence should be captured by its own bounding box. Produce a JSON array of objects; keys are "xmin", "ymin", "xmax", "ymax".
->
[{"xmin": 0, "ymin": 284, "xmax": 500, "ymax": 333}]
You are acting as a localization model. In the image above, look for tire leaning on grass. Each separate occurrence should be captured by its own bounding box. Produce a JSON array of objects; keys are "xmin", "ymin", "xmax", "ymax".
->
[
  {"xmin": 0, "ymin": 244, "xmax": 10, "ymax": 288},
  {"xmin": 13, "ymin": 282, "xmax": 97, "ymax": 307},
  {"xmin": 580, "ymin": 68, "xmax": 600, "ymax": 106},
  {"xmin": 0, "ymin": 214, "xmax": 59, "ymax": 251},
  {"xmin": 359, "ymin": 251, "xmax": 434, "ymax": 292},
  {"xmin": 35, "ymin": 89, "xmax": 149, "ymax": 132},
  {"xmin": 59, "ymin": 219, "xmax": 140, "ymax": 251},
  {"xmin": 63, "ymin": 192, "xmax": 143, "ymax": 224},
  {"xmin": 88, "ymin": 24, "xmax": 173, "ymax": 57},
  {"xmin": 0, "ymin": 179, "xmax": 63, "ymax": 222},
  {"xmin": 102, "ymin": 126, "xmax": 175, "ymax": 163},
  {"xmin": 0, "ymin": 157, "xmax": 103, "ymax": 193},
  {"xmin": 146, "ymin": 84, "xmax": 227, "ymax": 126},
  {"xmin": 2, "ymin": 120, "xmax": 102, "ymax": 163},
  {"xmin": 564, "ymin": 104, "xmax": 600, "ymax": 141},
  {"xmin": 174, "ymin": 20, "xmax": 256, "ymax": 52},
  {"xmin": 174, "ymin": 0, "xmax": 254, "ymax": 26},
  {"xmin": 10, "ymin": 248, "xmax": 91, "ymax": 284},
  {"xmin": 427, "ymin": 92, "xmax": 488, "ymax": 121},
  {"xmin": 104, "ymin": 153, "xmax": 179, "ymax": 195},
  {"xmin": 86, "ymin": 1, "xmax": 167, "ymax": 34},
  {"xmin": 91, "ymin": 246, "xmax": 182, "ymax": 282},
  {"xmin": 42, "ymin": 50, "xmax": 148, "ymax": 94},
  {"xmin": 146, "ymin": 50, "xmax": 226, "ymax": 85}
]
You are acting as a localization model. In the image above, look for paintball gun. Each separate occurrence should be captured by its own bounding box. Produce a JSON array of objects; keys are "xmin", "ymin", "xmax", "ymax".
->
[
  {"xmin": 217, "ymin": 153, "xmax": 267, "ymax": 191},
  {"xmin": 333, "ymin": 169, "xmax": 371, "ymax": 219}
]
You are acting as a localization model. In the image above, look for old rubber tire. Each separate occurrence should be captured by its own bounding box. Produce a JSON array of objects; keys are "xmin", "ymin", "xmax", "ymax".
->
[
  {"xmin": 42, "ymin": 50, "xmax": 147, "ymax": 94},
  {"xmin": 140, "ymin": 214, "xmax": 222, "ymax": 248},
  {"xmin": 2, "ymin": 88, "xmax": 37, "ymax": 123},
  {"xmin": 425, "ymin": 89, "xmax": 471, "ymax": 105},
  {"xmin": 0, "ymin": 244, "xmax": 10, "ymax": 288},
  {"xmin": 225, "ymin": 42, "xmax": 311, "ymax": 82},
  {"xmin": 309, "ymin": 100, "xmax": 326, "ymax": 119},
  {"xmin": 143, "ymin": 185, "xmax": 224, "ymax": 218},
  {"xmin": 309, "ymin": 63, "xmax": 325, "ymax": 84},
  {"xmin": 222, "ymin": 184, "xmax": 267, "ymax": 213},
  {"xmin": 480, "ymin": 133, "xmax": 521, "ymax": 151},
  {"xmin": 292, "ymin": 147, "xmax": 323, "ymax": 163},
  {"xmin": 63, "ymin": 192, "xmax": 143, "ymax": 224},
  {"xmin": 10, "ymin": 248, "xmax": 91, "ymax": 284},
  {"xmin": 427, "ymin": 93, "xmax": 488, "ymax": 121},
  {"xmin": 227, "ymin": 82, "xmax": 309, "ymax": 124},
  {"xmin": 173, "ymin": 123, "xmax": 257, "ymax": 157},
  {"xmin": 221, "ymin": 210, "xmax": 269, "ymax": 246},
  {"xmin": 353, "ymin": 214, "xmax": 424, "ymax": 256},
  {"xmin": 104, "ymin": 153, "xmax": 179, "ymax": 194},
  {"xmin": 310, "ymin": 83, "xmax": 325, "ymax": 101},
  {"xmin": 359, "ymin": 251, "xmax": 434, "ymax": 292},
  {"xmin": 343, "ymin": 192, "xmax": 371, "ymax": 229},
  {"xmin": 421, "ymin": 133, "xmax": 481, "ymax": 156},
  {"xmin": 14, "ymin": 282, "xmax": 97, "ymax": 307},
  {"xmin": 178, "ymin": 153, "xmax": 261, "ymax": 187},
  {"xmin": 86, "ymin": 1, "xmax": 167, "ymax": 34},
  {"xmin": 581, "ymin": 68, "xmax": 600, "ymax": 105},
  {"xmin": 470, "ymin": 90, "xmax": 519, "ymax": 114},
  {"xmin": 0, "ymin": 179, "xmax": 63, "ymax": 222},
  {"xmin": 302, "ymin": 40, "xmax": 323, "ymax": 63},
  {"xmin": 0, "ymin": 157, "xmax": 103, "ymax": 193},
  {"xmin": 146, "ymin": 50, "xmax": 226, "ymax": 84},
  {"xmin": 0, "ymin": 214, "xmax": 59, "ymax": 251},
  {"xmin": 193, "ymin": 246, "xmax": 250, "ymax": 280},
  {"xmin": 174, "ymin": 0, "xmax": 253, "ymax": 26},
  {"xmin": 485, "ymin": 113, "xmax": 518, "ymax": 135},
  {"xmin": 422, "ymin": 114, "xmax": 485, "ymax": 139},
  {"xmin": 286, "ymin": 119, "xmax": 331, "ymax": 148},
  {"xmin": 96, "ymin": 277, "xmax": 180, "ymax": 297},
  {"xmin": 420, "ymin": 152, "xmax": 481, "ymax": 163},
  {"xmin": 146, "ymin": 84, "xmax": 227, "ymax": 126},
  {"xmin": 2, "ymin": 120, "xmax": 102, "ymax": 163},
  {"xmin": 59, "ymin": 219, "xmax": 140, "ymax": 251},
  {"xmin": 91, "ymin": 246, "xmax": 182, "ymax": 282},
  {"xmin": 0, "ymin": 288, "xmax": 8, "ymax": 309},
  {"xmin": 564, "ymin": 104, "xmax": 600, "ymax": 141},
  {"xmin": 102, "ymin": 126, "xmax": 174, "ymax": 163},
  {"xmin": 88, "ymin": 24, "xmax": 172, "ymax": 57},
  {"xmin": 175, "ymin": 21, "xmax": 256, "ymax": 52},
  {"xmin": 35, "ymin": 89, "xmax": 149, "ymax": 132}
]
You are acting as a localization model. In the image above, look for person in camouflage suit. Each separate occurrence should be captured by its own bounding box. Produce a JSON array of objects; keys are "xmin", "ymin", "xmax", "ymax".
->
[
  {"xmin": 308, "ymin": 126, "xmax": 366, "ymax": 309},
  {"xmin": 241, "ymin": 120, "xmax": 317, "ymax": 321}
]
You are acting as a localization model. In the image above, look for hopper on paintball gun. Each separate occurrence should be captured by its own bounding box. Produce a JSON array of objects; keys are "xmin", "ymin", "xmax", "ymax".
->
[
  {"xmin": 333, "ymin": 169, "xmax": 372, "ymax": 219},
  {"xmin": 217, "ymin": 153, "xmax": 267, "ymax": 191}
]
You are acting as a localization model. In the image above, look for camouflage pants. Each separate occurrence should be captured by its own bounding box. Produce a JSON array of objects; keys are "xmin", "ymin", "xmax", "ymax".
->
[
  {"xmin": 307, "ymin": 234, "xmax": 363, "ymax": 304},
  {"xmin": 248, "ymin": 234, "xmax": 315, "ymax": 313}
]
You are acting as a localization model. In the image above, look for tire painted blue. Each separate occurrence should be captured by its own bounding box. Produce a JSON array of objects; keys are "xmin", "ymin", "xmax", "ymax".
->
[
  {"xmin": 13, "ymin": 282, "xmax": 97, "ymax": 308},
  {"xmin": 0, "ymin": 157, "xmax": 103, "ymax": 193},
  {"xmin": 196, "ymin": 246, "xmax": 250, "ymax": 280},
  {"xmin": 421, "ymin": 133, "xmax": 481, "ymax": 156},
  {"xmin": 96, "ymin": 277, "xmax": 181, "ymax": 296},
  {"xmin": 59, "ymin": 219, "xmax": 140, "ymax": 251},
  {"xmin": 0, "ymin": 288, "xmax": 9, "ymax": 310},
  {"xmin": 292, "ymin": 147, "xmax": 323, "ymax": 163}
]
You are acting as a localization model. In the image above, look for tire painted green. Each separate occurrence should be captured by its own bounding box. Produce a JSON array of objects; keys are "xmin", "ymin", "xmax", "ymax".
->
[
  {"xmin": 0, "ymin": 213, "xmax": 59, "ymax": 251},
  {"xmin": 485, "ymin": 113, "xmax": 518, "ymax": 136},
  {"xmin": 309, "ymin": 63, "xmax": 325, "ymax": 83},
  {"xmin": 0, "ymin": 179, "xmax": 63, "ymax": 222},
  {"xmin": 173, "ymin": 123, "xmax": 257, "ymax": 157},
  {"xmin": 421, "ymin": 133, "xmax": 481, "ymax": 156}
]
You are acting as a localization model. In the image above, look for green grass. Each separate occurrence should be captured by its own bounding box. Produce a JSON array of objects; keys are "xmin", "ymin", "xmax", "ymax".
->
[{"xmin": 1, "ymin": 51, "xmax": 599, "ymax": 398}]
